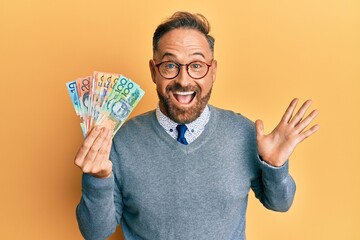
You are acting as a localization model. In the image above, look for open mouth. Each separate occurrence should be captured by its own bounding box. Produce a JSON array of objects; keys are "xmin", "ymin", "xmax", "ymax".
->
[{"xmin": 173, "ymin": 91, "xmax": 196, "ymax": 105}]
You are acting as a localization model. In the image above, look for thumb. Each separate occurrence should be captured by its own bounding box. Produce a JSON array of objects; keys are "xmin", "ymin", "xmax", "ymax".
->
[{"xmin": 255, "ymin": 119, "xmax": 264, "ymax": 139}]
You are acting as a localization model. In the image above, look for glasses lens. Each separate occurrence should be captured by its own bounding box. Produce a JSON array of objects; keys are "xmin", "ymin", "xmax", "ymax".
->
[
  {"xmin": 188, "ymin": 61, "xmax": 209, "ymax": 79},
  {"xmin": 158, "ymin": 62, "xmax": 179, "ymax": 79}
]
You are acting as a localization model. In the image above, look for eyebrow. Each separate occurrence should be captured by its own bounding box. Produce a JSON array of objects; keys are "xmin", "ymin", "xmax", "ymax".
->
[{"xmin": 160, "ymin": 52, "xmax": 206, "ymax": 61}]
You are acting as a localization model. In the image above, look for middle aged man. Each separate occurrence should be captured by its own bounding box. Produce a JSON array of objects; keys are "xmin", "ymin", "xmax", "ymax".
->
[{"xmin": 75, "ymin": 11, "xmax": 320, "ymax": 240}]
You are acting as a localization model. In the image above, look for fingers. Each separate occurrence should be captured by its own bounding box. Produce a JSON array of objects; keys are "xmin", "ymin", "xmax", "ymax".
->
[
  {"xmin": 289, "ymin": 99, "xmax": 313, "ymax": 127},
  {"xmin": 294, "ymin": 109, "xmax": 319, "ymax": 133},
  {"xmin": 94, "ymin": 129, "xmax": 113, "ymax": 170},
  {"xmin": 255, "ymin": 119, "xmax": 264, "ymax": 139},
  {"xmin": 74, "ymin": 126, "xmax": 102, "ymax": 166},
  {"xmin": 285, "ymin": 99, "xmax": 319, "ymax": 143},
  {"xmin": 298, "ymin": 124, "xmax": 320, "ymax": 143},
  {"xmin": 281, "ymin": 98, "xmax": 299, "ymax": 123},
  {"xmin": 74, "ymin": 126, "xmax": 113, "ymax": 178},
  {"xmin": 85, "ymin": 127, "xmax": 111, "ymax": 163}
]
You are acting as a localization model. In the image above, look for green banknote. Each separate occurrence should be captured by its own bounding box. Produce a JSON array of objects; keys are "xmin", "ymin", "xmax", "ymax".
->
[{"xmin": 96, "ymin": 75, "xmax": 145, "ymax": 135}]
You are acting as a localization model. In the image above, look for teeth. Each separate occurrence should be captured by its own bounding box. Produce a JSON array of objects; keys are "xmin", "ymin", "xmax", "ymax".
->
[
  {"xmin": 173, "ymin": 91, "xmax": 195, "ymax": 104},
  {"xmin": 175, "ymin": 91, "xmax": 194, "ymax": 95}
]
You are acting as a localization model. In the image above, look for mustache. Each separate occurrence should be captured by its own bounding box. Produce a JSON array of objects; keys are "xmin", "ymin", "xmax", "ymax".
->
[{"xmin": 166, "ymin": 83, "xmax": 200, "ymax": 93}]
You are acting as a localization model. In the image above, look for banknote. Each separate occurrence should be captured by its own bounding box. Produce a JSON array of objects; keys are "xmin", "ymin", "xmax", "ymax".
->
[
  {"xmin": 96, "ymin": 75, "xmax": 145, "ymax": 135},
  {"xmin": 66, "ymin": 78, "xmax": 90, "ymax": 137},
  {"xmin": 66, "ymin": 81, "xmax": 80, "ymax": 116},
  {"xmin": 89, "ymin": 72, "xmax": 121, "ymax": 130},
  {"xmin": 66, "ymin": 71, "xmax": 144, "ymax": 138},
  {"xmin": 75, "ymin": 76, "xmax": 92, "ymax": 135}
]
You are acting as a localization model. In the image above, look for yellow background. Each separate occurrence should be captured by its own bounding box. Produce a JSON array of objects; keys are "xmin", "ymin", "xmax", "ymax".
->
[{"xmin": 1, "ymin": 0, "xmax": 359, "ymax": 239}]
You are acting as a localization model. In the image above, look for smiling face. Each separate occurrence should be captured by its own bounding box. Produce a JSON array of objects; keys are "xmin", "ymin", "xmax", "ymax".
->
[{"xmin": 149, "ymin": 28, "xmax": 217, "ymax": 124}]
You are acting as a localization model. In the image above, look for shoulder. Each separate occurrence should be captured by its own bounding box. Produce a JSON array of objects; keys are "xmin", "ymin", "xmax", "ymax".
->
[
  {"xmin": 113, "ymin": 110, "xmax": 156, "ymax": 141},
  {"xmin": 209, "ymin": 106, "xmax": 259, "ymax": 167},
  {"xmin": 124, "ymin": 110, "xmax": 155, "ymax": 127},
  {"xmin": 209, "ymin": 105, "xmax": 255, "ymax": 131},
  {"xmin": 209, "ymin": 105, "xmax": 257, "ymax": 144}
]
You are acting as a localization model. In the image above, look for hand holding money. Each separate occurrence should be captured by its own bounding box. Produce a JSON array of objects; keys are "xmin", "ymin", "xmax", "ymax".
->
[{"xmin": 67, "ymin": 71, "xmax": 144, "ymax": 178}]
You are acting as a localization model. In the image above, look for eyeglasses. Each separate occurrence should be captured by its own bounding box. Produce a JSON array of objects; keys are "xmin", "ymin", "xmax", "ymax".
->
[{"xmin": 155, "ymin": 60, "xmax": 213, "ymax": 80}]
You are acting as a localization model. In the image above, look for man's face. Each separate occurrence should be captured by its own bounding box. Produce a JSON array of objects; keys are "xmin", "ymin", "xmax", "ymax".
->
[{"xmin": 149, "ymin": 28, "xmax": 217, "ymax": 124}]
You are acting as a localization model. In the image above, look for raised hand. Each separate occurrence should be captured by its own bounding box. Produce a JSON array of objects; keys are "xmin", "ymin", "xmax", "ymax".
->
[
  {"xmin": 255, "ymin": 98, "xmax": 320, "ymax": 167},
  {"xmin": 74, "ymin": 126, "xmax": 113, "ymax": 178}
]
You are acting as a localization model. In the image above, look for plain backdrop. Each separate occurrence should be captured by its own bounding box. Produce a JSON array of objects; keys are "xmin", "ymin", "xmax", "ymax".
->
[{"xmin": 1, "ymin": 0, "xmax": 359, "ymax": 239}]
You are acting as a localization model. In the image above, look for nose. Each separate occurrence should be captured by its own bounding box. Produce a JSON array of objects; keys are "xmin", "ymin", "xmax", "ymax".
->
[{"xmin": 175, "ymin": 65, "xmax": 192, "ymax": 87}]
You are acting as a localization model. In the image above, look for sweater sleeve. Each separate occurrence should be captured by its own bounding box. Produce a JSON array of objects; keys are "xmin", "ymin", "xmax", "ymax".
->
[
  {"xmin": 76, "ymin": 172, "xmax": 121, "ymax": 240},
  {"xmin": 251, "ymin": 157, "xmax": 296, "ymax": 212}
]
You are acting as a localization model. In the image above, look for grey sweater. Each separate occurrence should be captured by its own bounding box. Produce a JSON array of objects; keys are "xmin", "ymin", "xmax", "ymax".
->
[{"xmin": 76, "ymin": 106, "xmax": 296, "ymax": 240}]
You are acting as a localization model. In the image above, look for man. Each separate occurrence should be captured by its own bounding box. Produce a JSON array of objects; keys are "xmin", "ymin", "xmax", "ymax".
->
[{"xmin": 75, "ymin": 12, "xmax": 319, "ymax": 240}]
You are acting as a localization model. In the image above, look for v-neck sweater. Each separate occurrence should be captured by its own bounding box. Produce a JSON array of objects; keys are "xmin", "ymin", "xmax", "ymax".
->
[{"xmin": 76, "ymin": 105, "xmax": 296, "ymax": 240}]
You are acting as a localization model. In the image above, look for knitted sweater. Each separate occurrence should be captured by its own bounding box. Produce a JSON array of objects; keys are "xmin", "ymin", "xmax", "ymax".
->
[{"xmin": 76, "ymin": 105, "xmax": 296, "ymax": 240}]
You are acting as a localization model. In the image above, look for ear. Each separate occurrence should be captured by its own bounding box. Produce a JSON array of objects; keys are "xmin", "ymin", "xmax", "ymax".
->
[
  {"xmin": 149, "ymin": 59, "xmax": 156, "ymax": 83},
  {"xmin": 211, "ymin": 59, "xmax": 217, "ymax": 83}
]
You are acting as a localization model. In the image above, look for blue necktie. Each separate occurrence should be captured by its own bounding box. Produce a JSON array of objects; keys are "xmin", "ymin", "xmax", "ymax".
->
[{"xmin": 176, "ymin": 124, "xmax": 188, "ymax": 145}]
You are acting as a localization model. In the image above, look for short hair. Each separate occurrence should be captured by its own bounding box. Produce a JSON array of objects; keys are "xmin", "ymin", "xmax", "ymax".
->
[{"xmin": 152, "ymin": 11, "xmax": 215, "ymax": 54}]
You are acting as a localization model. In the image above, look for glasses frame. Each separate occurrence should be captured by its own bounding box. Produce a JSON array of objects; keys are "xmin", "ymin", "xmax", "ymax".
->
[{"xmin": 154, "ymin": 60, "xmax": 213, "ymax": 80}]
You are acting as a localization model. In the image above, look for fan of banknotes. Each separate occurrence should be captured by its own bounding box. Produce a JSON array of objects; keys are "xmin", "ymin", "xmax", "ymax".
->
[{"xmin": 66, "ymin": 71, "xmax": 145, "ymax": 138}]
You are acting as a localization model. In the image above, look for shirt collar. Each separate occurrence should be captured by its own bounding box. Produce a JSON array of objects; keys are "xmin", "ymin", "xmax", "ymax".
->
[{"xmin": 155, "ymin": 104, "xmax": 210, "ymax": 138}]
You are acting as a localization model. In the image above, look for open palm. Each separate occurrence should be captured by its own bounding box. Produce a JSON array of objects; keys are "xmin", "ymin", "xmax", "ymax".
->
[{"xmin": 255, "ymin": 99, "xmax": 320, "ymax": 167}]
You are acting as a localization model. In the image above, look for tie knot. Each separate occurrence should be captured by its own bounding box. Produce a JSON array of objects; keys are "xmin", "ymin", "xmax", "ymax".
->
[{"xmin": 176, "ymin": 124, "xmax": 188, "ymax": 145}]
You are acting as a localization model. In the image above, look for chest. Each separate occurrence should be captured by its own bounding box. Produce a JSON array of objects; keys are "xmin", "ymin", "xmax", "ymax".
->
[{"xmin": 118, "ymin": 145, "xmax": 257, "ymax": 221}]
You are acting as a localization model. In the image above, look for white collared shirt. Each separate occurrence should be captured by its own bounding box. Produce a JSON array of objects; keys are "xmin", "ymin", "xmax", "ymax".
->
[{"xmin": 155, "ymin": 105, "xmax": 211, "ymax": 144}]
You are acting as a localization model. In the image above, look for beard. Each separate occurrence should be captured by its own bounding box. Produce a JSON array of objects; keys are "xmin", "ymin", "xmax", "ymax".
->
[{"xmin": 157, "ymin": 82, "xmax": 212, "ymax": 124}]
